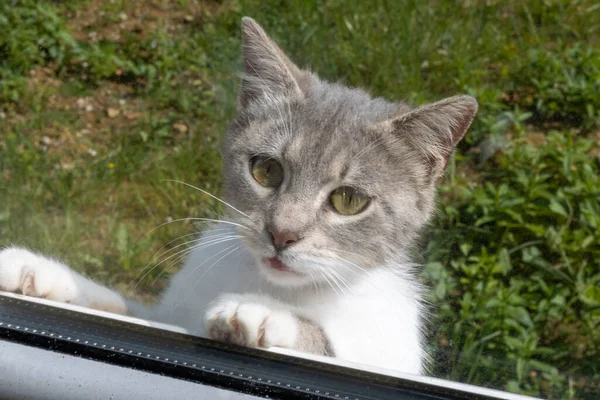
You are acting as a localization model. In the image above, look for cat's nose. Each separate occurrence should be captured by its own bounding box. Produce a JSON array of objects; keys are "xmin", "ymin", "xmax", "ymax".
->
[{"xmin": 268, "ymin": 227, "xmax": 300, "ymax": 250}]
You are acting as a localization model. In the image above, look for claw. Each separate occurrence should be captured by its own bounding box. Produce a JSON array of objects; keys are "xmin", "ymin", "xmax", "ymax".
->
[{"xmin": 21, "ymin": 270, "xmax": 39, "ymax": 297}]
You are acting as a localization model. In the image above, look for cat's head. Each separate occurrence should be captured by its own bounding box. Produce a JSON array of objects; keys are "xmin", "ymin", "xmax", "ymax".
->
[{"xmin": 221, "ymin": 17, "xmax": 477, "ymax": 287}]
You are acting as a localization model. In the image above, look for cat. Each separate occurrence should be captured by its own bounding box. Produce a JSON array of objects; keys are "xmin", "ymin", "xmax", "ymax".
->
[{"xmin": 0, "ymin": 17, "xmax": 477, "ymax": 375}]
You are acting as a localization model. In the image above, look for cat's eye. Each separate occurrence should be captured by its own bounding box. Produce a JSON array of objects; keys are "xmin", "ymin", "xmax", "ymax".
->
[
  {"xmin": 250, "ymin": 156, "xmax": 284, "ymax": 188},
  {"xmin": 330, "ymin": 186, "xmax": 370, "ymax": 215}
]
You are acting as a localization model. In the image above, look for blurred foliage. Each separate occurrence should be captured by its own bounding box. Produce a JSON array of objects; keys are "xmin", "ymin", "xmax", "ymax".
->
[{"xmin": 425, "ymin": 132, "xmax": 600, "ymax": 398}]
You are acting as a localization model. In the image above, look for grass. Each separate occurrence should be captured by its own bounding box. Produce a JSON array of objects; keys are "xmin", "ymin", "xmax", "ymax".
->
[{"xmin": 1, "ymin": 0, "xmax": 599, "ymax": 398}]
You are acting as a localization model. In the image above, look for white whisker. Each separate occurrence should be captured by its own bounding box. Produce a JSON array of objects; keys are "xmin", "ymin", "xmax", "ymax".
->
[
  {"xmin": 129, "ymin": 227, "xmax": 237, "ymax": 290},
  {"xmin": 320, "ymin": 268, "xmax": 344, "ymax": 295},
  {"xmin": 148, "ymin": 249, "xmax": 193, "ymax": 288},
  {"xmin": 335, "ymin": 258, "xmax": 372, "ymax": 277},
  {"xmin": 179, "ymin": 243, "xmax": 239, "ymax": 284},
  {"xmin": 137, "ymin": 217, "xmax": 250, "ymax": 244},
  {"xmin": 149, "ymin": 235, "xmax": 244, "ymax": 288},
  {"xmin": 317, "ymin": 269, "xmax": 337, "ymax": 295},
  {"xmin": 165, "ymin": 180, "xmax": 253, "ymax": 221},
  {"xmin": 309, "ymin": 272, "xmax": 320, "ymax": 296},
  {"xmin": 131, "ymin": 235, "xmax": 241, "ymax": 291},
  {"xmin": 175, "ymin": 244, "xmax": 242, "ymax": 308},
  {"xmin": 329, "ymin": 267, "xmax": 352, "ymax": 291},
  {"xmin": 327, "ymin": 268, "xmax": 351, "ymax": 295},
  {"xmin": 152, "ymin": 232, "xmax": 238, "ymax": 267},
  {"xmin": 321, "ymin": 248, "xmax": 374, "ymax": 277}
]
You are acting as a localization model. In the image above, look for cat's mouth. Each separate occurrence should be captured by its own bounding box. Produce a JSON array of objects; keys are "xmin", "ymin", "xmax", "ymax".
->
[{"xmin": 262, "ymin": 257, "xmax": 300, "ymax": 274}]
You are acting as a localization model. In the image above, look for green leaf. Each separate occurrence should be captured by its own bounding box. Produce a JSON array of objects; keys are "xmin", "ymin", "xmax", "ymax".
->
[
  {"xmin": 549, "ymin": 199, "xmax": 568, "ymax": 217},
  {"xmin": 460, "ymin": 243, "xmax": 473, "ymax": 256},
  {"xmin": 581, "ymin": 236, "xmax": 594, "ymax": 248},
  {"xmin": 497, "ymin": 248, "xmax": 513, "ymax": 275},
  {"xmin": 115, "ymin": 223, "xmax": 129, "ymax": 255}
]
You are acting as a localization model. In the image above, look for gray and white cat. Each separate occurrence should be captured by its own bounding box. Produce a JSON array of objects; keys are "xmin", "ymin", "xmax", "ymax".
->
[{"xmin": 0, "ymin": 17, "xmax": 477, "ymax": 375}]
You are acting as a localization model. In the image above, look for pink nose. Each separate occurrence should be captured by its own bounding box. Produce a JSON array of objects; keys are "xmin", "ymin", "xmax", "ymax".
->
[{"xmin": 268, "ymin": 227, "xmax": 300, "ymax": 250}]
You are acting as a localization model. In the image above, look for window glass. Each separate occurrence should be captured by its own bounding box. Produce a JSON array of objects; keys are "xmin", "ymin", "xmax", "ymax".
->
[{"xmin": 1, "ymin": 1, "xmax": 598, "ymax": 399}]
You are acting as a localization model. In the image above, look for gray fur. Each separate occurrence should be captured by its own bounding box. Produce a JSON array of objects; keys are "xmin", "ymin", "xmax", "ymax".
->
[
  {"xmin": 221, "ymin": 18, "xmax": 478, "ymax": 279},
  {"xmin": 295, "ymin": 317, "xmax": 335, "ymax": 357}
]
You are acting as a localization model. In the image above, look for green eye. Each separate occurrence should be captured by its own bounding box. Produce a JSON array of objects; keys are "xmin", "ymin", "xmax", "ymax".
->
[
  {"xmin": 251, "ymin": 156, "xmax": 284, "ymax": 188},
  {"xmin": 330, "ymin": 186, "xmax": 370, "ymax": 215}
]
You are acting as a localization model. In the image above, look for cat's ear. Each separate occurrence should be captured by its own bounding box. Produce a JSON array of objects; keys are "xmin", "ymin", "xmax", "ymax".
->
[
  {"xmin": 381, "ymin": 95, "xmax": 478, "ymax": 176},
  {"xmin": 239, "ymin": 17, "xmax": 307, "ymax": 108}
]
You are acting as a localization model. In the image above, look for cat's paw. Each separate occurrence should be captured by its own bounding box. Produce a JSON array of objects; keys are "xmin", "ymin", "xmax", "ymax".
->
[
  {"xmin": 204, "ymin": 294, "xmax": 298, "ymax": 349},
  {"xmin": 0, "ymin": 247, "xmax": 78, "ymax": 302},
  {"xmin": 0, "ymin": 246, "xmax": 126, "ymax": 314}
]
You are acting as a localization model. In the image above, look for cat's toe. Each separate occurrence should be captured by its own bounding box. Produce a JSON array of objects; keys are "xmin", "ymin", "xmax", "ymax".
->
[
  {"xmin": 0, "ymin": 247, "xmax": 36, "ymax": 294},
  {"xmin": 0, "ymin": 247, "xmax": 127, "ymax": 315},
  {"xmin": 235, "ymin": 303, "xmax": 271, "ymax": 346},
  {"xmin": 205, "ymin": 296, "xmax": 245, "ymax": 345},
  {"xmin": 258, "ymin": 311, "xmax": 298, "ymax": 349},
  {"xmin": 206, "ymin": 302, "xmax": 271, "ymax": 347},
  {"xmin": 20, "ymin": 270, "xmax": 39, "ymax": 297},
  {"xmin": 0, "ymin": 247, "xmax": 76, "ymax": 302},
  {"xmin": 204, "ymin": 295, "xmax": 298, "ymax": 350}
]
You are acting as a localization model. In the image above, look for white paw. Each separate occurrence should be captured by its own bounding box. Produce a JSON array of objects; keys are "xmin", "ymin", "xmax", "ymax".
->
[
  {"xmin": 0, "ymin": 247, "xmax": 78, "ymax": 302},
  {"xmin": 0, "ymin": 246, "xmax": 126, "ymax": 314},
  {"xmin": 205, "ymin": 294, "xmax": 298, "ymax": 349}
]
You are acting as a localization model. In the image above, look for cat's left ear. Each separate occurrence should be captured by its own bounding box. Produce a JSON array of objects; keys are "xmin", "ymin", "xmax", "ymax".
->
[{"xmin": 380, "ymin": 95, "xmax": 478, "ymax": 177}]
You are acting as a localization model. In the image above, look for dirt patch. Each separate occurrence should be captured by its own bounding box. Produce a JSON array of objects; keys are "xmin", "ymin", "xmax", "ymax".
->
[
  {"xmin": 62, "ymin": 0, "xmax": 231, "ymax": 44},
  {"xmin": 4, "ymin": 65, "xmax": 150, "ymax": 168}
]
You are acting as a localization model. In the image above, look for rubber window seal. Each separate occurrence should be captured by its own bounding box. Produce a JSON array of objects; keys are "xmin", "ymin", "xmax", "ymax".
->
[{"xmin": 0, "ymin": 293, "xmax": 535, "ymax": 400}]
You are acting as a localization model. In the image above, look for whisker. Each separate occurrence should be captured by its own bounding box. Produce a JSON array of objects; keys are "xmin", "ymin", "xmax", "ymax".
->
[
  {"xmin": 175, "ymin": 245, "xmax": 242, "ymax": 308},
  {"xmin": 178, "ymin": 242, "xmax": 240, "ymax": 284},
  {"xmin": 319, "ymin": 268, "xmax": 342, "ymax": 295},
  {"xmin": 147, "ymin": 249, "xmax": 193, "ymax": 288},
  {"xmin": 331, "ymin": 257, "xmax": 392, "ymax": 298},
  {"xmin": 151, "ymin": 231, "xmax": 238, "ymax": 268},
  {"xmin": 327, "ymin": 268, "xmax": 351, "ymax": 295},
  {"xmin": 316, "ymin": 268, "xmax": 335, "ymax": 294},
  {"xmin": 329, "ymin": 267, "xmax": 352, "ymax": 291},
  {"xmin": 147, "ymin": 231, "xmax": 203, "ymax": 260},
  {"xmin": 147, "ymin": 235, "xmax": 243, "ymax": 288},
  {"xmin": 192, "ymin": 245, "xmax": 242, "ymax": 288},
  {"xmin": 137, "ymin": 217, "xmax": 250, "ymax": 245},
  {"xmin": 131, "ymin": 228, "xmax": 236, "ymax": 286},
  {"xmin": 131, "ymin": 235, "xmax": 241, "ymax": 291},
  {"xmin": 165, "ymin": 180, "xmax": 253, "ymax": 221},
  {"xmin": 321, "ymin": 248, "xmax": 374, "ymax": 277},
  {"xmin": 309, "ymin": 272, "xmax": 320, "ymax": 296},
  {"xmin": 334, "ymin": 258, "xmax": 370, "ymax": 278}
]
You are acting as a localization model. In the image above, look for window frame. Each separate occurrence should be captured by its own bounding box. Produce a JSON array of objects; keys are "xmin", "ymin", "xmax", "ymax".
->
[{"xmin": 0, "ymin": 292, "xmax": 538, "ymax": 400}]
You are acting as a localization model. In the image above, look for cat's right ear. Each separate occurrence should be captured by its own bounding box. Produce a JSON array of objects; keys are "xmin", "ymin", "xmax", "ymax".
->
[{"xmin": 239, "ymin": 17, "xmax": 307, "ymax": 108}]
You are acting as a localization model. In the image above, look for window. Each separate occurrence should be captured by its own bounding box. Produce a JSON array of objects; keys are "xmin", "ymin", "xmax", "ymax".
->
[{"xmin": 1, "ymin": 1, "xmax": 598, "ymax": 399}]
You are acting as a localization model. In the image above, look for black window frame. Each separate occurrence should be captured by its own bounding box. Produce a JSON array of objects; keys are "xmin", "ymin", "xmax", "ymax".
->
[{"xmin": 0, "ymin": 292, "xmax": 538, "ymax": 400}]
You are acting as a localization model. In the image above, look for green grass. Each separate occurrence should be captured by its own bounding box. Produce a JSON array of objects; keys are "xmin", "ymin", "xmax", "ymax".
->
[{"xmin": 1, "ymin": 0, "xmax": 599, "ymax": 398}]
